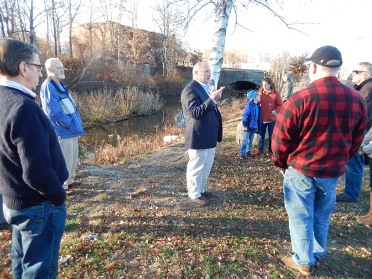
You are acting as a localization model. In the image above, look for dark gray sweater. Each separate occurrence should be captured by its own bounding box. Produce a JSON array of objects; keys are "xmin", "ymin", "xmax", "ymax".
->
[{"xmin": 0, "ymin": 86, "xmax": 68, "ymax": 209}]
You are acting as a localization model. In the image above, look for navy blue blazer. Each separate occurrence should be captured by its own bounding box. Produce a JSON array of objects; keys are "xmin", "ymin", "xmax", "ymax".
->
[{"xmin": 181, "ymin": 80, "xmax": 222, "ymax": 149}]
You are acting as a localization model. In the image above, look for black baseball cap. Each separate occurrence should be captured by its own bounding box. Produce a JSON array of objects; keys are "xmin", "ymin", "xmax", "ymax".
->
[{"xmin": 305, "ymin": 45, "xmax": 343, "ymax": 68}]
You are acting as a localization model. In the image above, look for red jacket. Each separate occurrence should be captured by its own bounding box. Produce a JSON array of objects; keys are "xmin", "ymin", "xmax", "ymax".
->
[{"xmin": 258, "ymin": 90, "xmax": 282, "ymax": 122}]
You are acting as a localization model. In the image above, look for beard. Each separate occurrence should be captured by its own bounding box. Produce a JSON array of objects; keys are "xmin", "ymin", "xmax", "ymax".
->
[
  {"xmin": 51, "ymin": 72, "xmax": 65, "ymax": 80},
  {"xmin": 56, "ymin": 73, "xmax": 65, "ymax": 80}
]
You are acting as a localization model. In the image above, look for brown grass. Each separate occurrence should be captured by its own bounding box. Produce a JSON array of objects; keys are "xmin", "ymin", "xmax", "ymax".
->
[
  {"xmin": 92, "ymin": 125, "xmax": 184, "ymax": 165},
  {"xmin": 72, "ymin": 87, "xmax": 165, "ymax": 123}
]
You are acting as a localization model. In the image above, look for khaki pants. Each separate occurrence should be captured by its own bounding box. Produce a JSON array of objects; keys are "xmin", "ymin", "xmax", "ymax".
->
[
  {"xmin": 59, "ymin": 137, "xmax": 79, "ymax": 189},
  {"xmin": 186, "ymin": 148, "xmax": 216, "ymax": 199}
]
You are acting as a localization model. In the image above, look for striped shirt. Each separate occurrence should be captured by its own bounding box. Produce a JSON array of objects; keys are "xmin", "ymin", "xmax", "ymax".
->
[{"xmin": 272, "ymin": 76, "xmax": 367, "ymax": 178}]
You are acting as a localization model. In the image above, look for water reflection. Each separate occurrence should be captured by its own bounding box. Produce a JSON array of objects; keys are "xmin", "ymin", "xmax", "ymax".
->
[{"xmin": 80, "ymin": 95, "xmax": 183, "ymax": 151}]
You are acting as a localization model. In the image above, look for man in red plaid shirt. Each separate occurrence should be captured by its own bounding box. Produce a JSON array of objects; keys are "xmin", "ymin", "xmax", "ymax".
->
[{"xmin": 271, "ymin": 45, "xmax": 366, "ymax": 276}]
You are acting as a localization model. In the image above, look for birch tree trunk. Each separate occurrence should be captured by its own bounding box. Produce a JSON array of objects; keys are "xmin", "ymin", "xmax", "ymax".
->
[{"xmin": 209, "ymin": 0, "xmax": 235, "ymax": 86}]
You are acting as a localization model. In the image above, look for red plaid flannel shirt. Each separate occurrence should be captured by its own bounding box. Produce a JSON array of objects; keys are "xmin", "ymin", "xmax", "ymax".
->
[{"xmin": 272, "ymin": 76, "xmax": 367, "ymax": 178}]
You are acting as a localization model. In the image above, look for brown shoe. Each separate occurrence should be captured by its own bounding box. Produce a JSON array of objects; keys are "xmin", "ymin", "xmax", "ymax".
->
[
  {"xmin": 280, "ymin": 255, "xmax": 314, "ymax": 276},
  {"xmin": 252, "ymin": 149, "xmax": 262, "ymax": 156},
  {"xmin": 356, "ymin": 209, "xmax": 372, "ymax": 220},
  {"xmin": 201, "ymin": 191, "xmax": 214, "ymax": 199},
  {"xmin": 191, "ymin": 197, "xmax": 208, "ymax": 206},
  {"xmin": 356, "ymin": 212, "xmax": 372, "ymax": 225}
]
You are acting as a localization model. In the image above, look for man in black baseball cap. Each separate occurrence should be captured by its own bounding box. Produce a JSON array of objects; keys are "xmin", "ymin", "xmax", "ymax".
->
[
  {"xmin": 305, "ymin": 45, "xmax": 343, "ymax": 68},
  {"xmin": 272, "ymin": 45, "xmax": 366, "ymax": 275}
]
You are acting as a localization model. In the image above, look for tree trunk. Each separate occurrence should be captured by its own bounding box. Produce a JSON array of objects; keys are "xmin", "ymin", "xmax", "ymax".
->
[
  {"xmin": 68, "ymin": 0, "xmax": 74, "ymax": 59},
  {"xmin": 29, "ymin": 0, "xmax": 36, "ymax": 44},
  {"xmin": 209, "ymin": 0, "xmax": 235, "ymax": 86}
]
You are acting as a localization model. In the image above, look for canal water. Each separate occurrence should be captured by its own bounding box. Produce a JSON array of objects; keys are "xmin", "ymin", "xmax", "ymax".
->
[{"xmin": 79, "ymin": 95, "xmax": 183, "ymax": 151}]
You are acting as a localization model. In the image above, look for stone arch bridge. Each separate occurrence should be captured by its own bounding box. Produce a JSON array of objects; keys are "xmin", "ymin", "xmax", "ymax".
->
[{"xmin": 179, "ymin": 66, "xmax": 265, "ymax": 96}]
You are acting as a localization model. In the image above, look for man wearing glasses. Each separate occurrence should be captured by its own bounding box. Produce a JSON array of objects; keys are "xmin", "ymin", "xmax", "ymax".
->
[
  {"xmin": 40, "ymin": 58, "xmax": 85, "ymax": 193},
  {"xmin": 0, "ymin": 38, "xmax": 68, "ymax": 278},
  {"xmin": 271, "ymin": 46, "xmax": 366, "ymax": 275},
  {"xmin": 337, "ymin": 63, "xmax": 372, "ymax": 204}
]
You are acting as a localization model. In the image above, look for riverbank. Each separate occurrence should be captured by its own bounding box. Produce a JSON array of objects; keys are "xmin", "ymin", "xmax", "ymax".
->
[{"xmin": 0, "ymin": 117, "xmax": 371, "ymax": 278}]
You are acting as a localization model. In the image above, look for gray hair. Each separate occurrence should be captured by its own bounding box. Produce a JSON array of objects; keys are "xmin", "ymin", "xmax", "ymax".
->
[
  {"xmin": 0, "ymin": 38, "xmax": 38, "ymax": 77},
  {"xmin": 193, "ymin": 62, "xmax": 208, "ymax": 76},
  {"xmin": 359, "ymin": 62, "xmax": 372, "ymax": 74},
  {"xmin": 45, "ymin": 57, "xmax": 62, "ymax": 69}
]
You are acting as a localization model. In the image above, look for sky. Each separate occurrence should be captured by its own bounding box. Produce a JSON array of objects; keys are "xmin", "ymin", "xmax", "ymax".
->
[{"xmin": 131, "ymin": 0, "xmax": 372, "ymax": 71}]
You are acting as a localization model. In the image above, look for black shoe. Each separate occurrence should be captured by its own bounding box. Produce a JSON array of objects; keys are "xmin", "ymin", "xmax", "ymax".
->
[
  {"xmin": 201, "ymin": 191, "xmax": 214, "ymax": 199},
  {"xmin": 314, "ymin": 257, "xmax": 321, "ymax": 268},
  {"xmin": 336, "ymin": 194, "xmax": 356, "ymax": 202},
  {"xmin": 68, "ymin": 181, "xmax": 82, "ymax": 188}
]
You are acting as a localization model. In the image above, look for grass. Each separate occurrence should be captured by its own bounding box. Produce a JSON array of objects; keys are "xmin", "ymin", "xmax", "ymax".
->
[
  {"xmin": 72, "ymin": 87, "xmax": 165, "ymax": 124},
  {"xmin": 90, "ymin": 124, "xmax": 184, "ymax": 165},
  {"xmin": 0, "ymin": 98, "xmax": 371, "ymax": 278}
]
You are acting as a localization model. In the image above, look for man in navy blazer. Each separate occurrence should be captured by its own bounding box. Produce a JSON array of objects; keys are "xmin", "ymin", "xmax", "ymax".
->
[{"xmin": 181, "ymin": 62, "xmax": 224, "ymax": 206}]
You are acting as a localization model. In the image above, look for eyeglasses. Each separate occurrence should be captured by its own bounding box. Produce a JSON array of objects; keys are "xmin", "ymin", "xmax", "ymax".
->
[
  {"xmin": 27, "ymin": 63, "xmax": 44, "ymax": 71},
  {"xmin": 352, "ymin": 70, "xmax": 366, "ymax": 74}
]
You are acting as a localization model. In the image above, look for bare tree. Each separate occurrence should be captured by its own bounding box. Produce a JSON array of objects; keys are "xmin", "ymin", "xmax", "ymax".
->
[
  {"xmin": 45, "ymin": 0, "xmax": 69, "ymax": 55},
  {"xmin": 153, "ymin": 0, "xmax": 185, "ymax": 77},
  {"xmin": 0, "ymin": 0, "xmax": 17, "ymax": 38},
  {"xmin": 0, "ymin": 0, "xmax": 47, "ymax": 45},
  {"xmin": 98, "ymin": 0, "xmax": 126, "ymax": 64},
  {"xmin": 67, "ymin": 0, "xmax": 81, "ymax": 58},
  {"xmin": 28, "ymin": 0, "xmax": 35, "ymax": 43},
  {"xmin": 185, "ymin": 0, "xmax": 293, "ymax": 86},
  {"xmin": 126, "ymin": 0, "xmax": 139, "ymax": 28}
]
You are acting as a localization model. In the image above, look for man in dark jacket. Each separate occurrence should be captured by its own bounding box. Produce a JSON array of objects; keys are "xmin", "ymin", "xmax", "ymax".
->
[
  {"xmin": 337, "ymin": 62, "xmax": 372, "ymax": 203},
  {"xmin": 0, "ymin": 38, "xmax": 68, "ymax": 278},
  {"xmin": 181, "ymin": 62, "xmax": 224, "ymax": 206}
]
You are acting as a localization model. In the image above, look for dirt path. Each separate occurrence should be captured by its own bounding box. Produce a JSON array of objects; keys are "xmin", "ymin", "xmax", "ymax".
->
[{"xmin": 72, "ymin": 143, "xmax": 199, "ymax": 218}]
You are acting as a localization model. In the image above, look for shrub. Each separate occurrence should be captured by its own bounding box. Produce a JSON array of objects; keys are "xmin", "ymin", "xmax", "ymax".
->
[
  {"xmin": 92, "ymin": 125, "xmax": 184, "ymax": 165},
  {"xmin": 72, "ymin": 87, "xmax": 165, "ymax": 123}
]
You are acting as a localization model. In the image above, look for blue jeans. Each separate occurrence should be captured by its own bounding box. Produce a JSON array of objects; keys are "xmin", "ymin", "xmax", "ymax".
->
[
  {"xmin": 258, "ymin": 121, "xmax": 275, "ymax": 153},
  {"xmin": 240, "ymin": 131, "xmax": 255, "ymax": 156},
  {"xmin": 283, "ymin": 167, "xmax": 339, "ymax": 265},
  {"xmin": 343, "ymin": 153, "xmax": 364, "ymax": 200},
  {"xmin": 3, "ymin": 201, "xmax": 66, "ymax": 279}
]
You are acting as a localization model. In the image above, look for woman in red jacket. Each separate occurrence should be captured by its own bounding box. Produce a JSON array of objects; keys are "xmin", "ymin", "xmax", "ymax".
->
[{"xmin": 253, "ymin": 77, "xmax": 283, "ymax": 157}]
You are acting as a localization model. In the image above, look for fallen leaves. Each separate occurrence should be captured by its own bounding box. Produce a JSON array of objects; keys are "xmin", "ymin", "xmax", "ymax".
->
[
  {"xmin": 1, "ymin": 117, "xmax": 371, "ymax": 279},
  {"xmin": 103, "ymin": 259, "xmax": 123, "ymax": 271}
]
